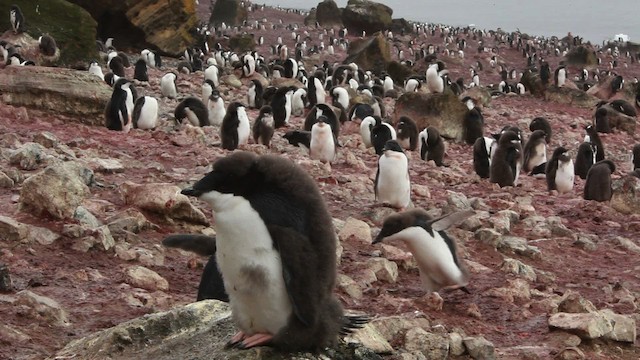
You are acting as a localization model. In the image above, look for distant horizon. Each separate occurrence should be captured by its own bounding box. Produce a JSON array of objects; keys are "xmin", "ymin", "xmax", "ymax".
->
[{"xmin": 255, "ymin": 0, "xmax": 639, "ymax": 45}]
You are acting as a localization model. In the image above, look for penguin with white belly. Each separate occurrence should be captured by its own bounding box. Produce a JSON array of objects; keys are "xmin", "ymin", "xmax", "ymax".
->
[
  {"xmin": 175, "ymin": 97, "xmax": 209, "ymax": 127},
  {"xmin": 221, "ymin": 102, "xmax": 251, "ymax": 150},
  {"xmin": 375, "ymin": 140, "xmax": 411, "ymax": 209},
  {"xmin": 546, "ymin": 146, "xmax": 574, "ymax": 193}
]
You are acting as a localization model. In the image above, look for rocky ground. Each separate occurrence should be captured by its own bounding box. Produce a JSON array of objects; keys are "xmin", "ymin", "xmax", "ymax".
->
[{"xmin": 1, "ymin": 2, "xmax": 639, "ymax": 360}]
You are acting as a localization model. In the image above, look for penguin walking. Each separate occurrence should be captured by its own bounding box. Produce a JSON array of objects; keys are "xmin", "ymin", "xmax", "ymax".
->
[
  {"xmin": 462, "ymin": 97, "xmax": 484, "ymax": 145},
  {"xmin": 162, "ymin": 234, "xmax": 229, "ymax": 302},
  {"xmin": 522, "ymin": 129, "xmax": 547, "ymax": 173},
  {"xmin": 584, "ymin": 125, "xmax": 605, "ymax": 162},
  {"xmin": 133, "ymin": 59, "xmax": 149, "ymax": 82},
  {"xmin": 175, "ymin": 97, "xmax": 209, "ymax": 127},
  {"xmin": 584, "ymin": 160, "xmax": 616, "ymax": 201},
  {"xmin": 307, "ymin": 76, "xmax": 326, "ymax": 107},
  {"xmin": 490, "ymin": 130, "xmax": 523, "ymax": 187},
  {"xmin": 375, "ymin": 140, "xmax": 411, "ymax": 209},
  {"xmin": 271, "ymin": 87, "xmax": 294, "ymax": 128},
  {"xmin": 546, "ymin": 146, "xmax": 574, "ymax": 193},
  {"xmin": 180, "ymin": 152, "xmax": 367, "ymax": 351},
  {"xmin": 9, "ymin": 5, "xmax": 24, "ymax": 34},
  {"xmin": 132, "ymin": 96, "xmax": 158, "ymax": 130},
  {"xmin": 371, "ymin": 119, "xmax": 397, "ymax": 155},
  {"xmin": 373, "ymin": 208, "xmax": 473, "ymax": 308},
  {"xmin": 529, "ymin": 117, "xmax": 552, "ymax": 144},
  {"xmin": 38, "ymin": 34, "xmax": 57, "ymax": 56},
  {"xmin": 247, "ymin": 79, "xmax": 264, "ymax": 109},
  {"xmin": 253, "ymin": 105, "xmax": 275, "ymax": 147},
  {"xmin": 220, "ymin": 102, "xmax": 250, "ymax": 150},
  {"xmin": 396, "ymin": 116, "xmax": 418, "ymax": 151},
  {"xmin": 310, "ymin": 115, "xmax": 337, "ymax": 163},
  {"xmin": 208, "ymin": 90, "xmax": 226, "ymax": 126},
  {"xmin": 418, "ymin": 127, "xmax": 446, "ymax": 166},
  {"xmin": 161, "ymin": 72, "xmax": 179, "ymax": 99},
  {"xmin": 104, "ymin": 79, "xmax": 134, "ymax": 132},
  {"xmin": 473, "ymin": 136, "xmax": 496, "ymax": 178},
  {"xmin": 574, "ymin": 142, "xmax": 596, "ymax": 180}
]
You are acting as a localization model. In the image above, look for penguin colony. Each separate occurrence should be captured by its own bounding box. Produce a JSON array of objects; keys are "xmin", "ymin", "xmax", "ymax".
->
[{"xmin": 5, "ymin": 1, "xmax": 640, "ymax": 355}]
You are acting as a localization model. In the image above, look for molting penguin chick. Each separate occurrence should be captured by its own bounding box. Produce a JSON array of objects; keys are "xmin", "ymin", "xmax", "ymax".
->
[
  {"xmin": 594, "ymin": 107, "xmax": 611, "ymax": 133},
  {"xmin": 574, "ymin": 142, "xmax": 596, "ymax": 180},
  {"xmin": 253, "ymin": 105, "xmax": 275, "ymax": 147},
  {"xmin": 132, "ymin": 96, "xmax": 159, "ymax": 130},
  {"xmin": 529, "ymin": 117, "xmax": 552, "ymax": 144},
  {"xmin": 546, "ymin": 146, "xmax": 574, "ymax": 193},
  {"xmin": 395, "ymin": 116, "xmax": 418, "ymax": 151},
  {"xmin": 418, "ymin": 127, "xmax": 446, "ymax": 166},
  {"xmin": 160, "ymin": 72, "xmax": 179, "ymax": 99},
  {"xmin": 221, "ymin": 102, "xmax": 251, "ymax": 150},
  {"xmin": 374, "ymin": 208, "xmax": 473, "ymax": 304},
  {"xmin": 375, "ymin": 140, "xmax": 411, "ymax": 209},
  {"xmin": 473, "ymin": 136, "xmax": 496, "ymax": 178},
  {"xmin": 522, "ymin": 129, "xmax": 547, "ymax": 173},
  {"xmin": 490, "ymin": 130, "xmax": 523, "ymax": 187},
  {"xmin": 180, "ymin": 152, "xmax": 367, "ymax": 351},
  {"xmin": 104, "ymin": 78, "xmax": 134, "ymax": 132},
  {"xmin": 207, "ymin": 89, "xmax": 226, "ymax": 126},
  {"xmin": 175, "ymin": 97, "xmax": 209, "ymax": 127},
  {"xmin": 584, "ymin": 160, "xmax": 615, "ymax": 201}
]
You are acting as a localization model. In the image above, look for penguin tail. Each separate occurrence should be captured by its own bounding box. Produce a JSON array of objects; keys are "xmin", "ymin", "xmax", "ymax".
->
[
  {"xmin": 459, "ymin": 286, "xmax": 471, "ymax": 294},
  {"xmin": 162, "ymin": 234, "xmax": 217, "ymax": 256},
  {"xmin": 340, "ymin": 314, "xmax": 371, "ymax": 335}
]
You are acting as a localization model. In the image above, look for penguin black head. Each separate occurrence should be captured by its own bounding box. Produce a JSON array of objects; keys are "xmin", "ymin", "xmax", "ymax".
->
[
  {"xmin": 383, "ymin": 139, "xmax": 403, "ymax": 153},
  {"xmin": 181, "ymin": 152, "xmax": 258, "ymax": 198},
  {"xmin": 551, "ymin": 146, "xmax": 570, "ymax": 161}
]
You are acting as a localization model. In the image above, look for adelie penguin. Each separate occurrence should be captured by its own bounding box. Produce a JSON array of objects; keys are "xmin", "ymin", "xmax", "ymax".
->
[
  {"xmin": 473, "ymin": 136, "xmax": 496, "ymax": 178},
  {"xmin": 291, "ymin": 88, "xmax": 307, "ymax": 116},
  {"xmin": 202, "ymin": 79, "xmax": 216, "ymax": 104},
  {"xmin": 180, "ymin": 152, "xmax": 367, "ymax": 351},
  {"xmin": 309, "ymin": 115, "xmax": 338, "ymax": 163},
  {"xmin": 160, "ymin": 72, "xmax": 178, "ymax": 99},
  {"xmin": 371, "ymin": 118, "xmax": 397, "ymax": 155},
  {"xmin": 374, "ymin": 208, "xmax": 473, "ymax": 309},
  {"xmin": 462, "ymin": 97, "xmax": 484, "ymax": 145},
  {"xmin": 133, "ymin": 58, "xmax": 149, "ymax": 83},
  {"xmin": 584, "ymin": 160, "xmax": 616, "ymax": 202},
  {"xmin": 395, "ymin": 116, "xmax": 418, "ymax": 151},
  {"xmin": 175, "ymin": 97, "xmax": 209, "ymax": 127},
  {"xmin": 522, "ymin": 129, "xmax": 547, "ymax": 174},
  {"xmin": 375, "ymin": 140, "xmax": 411, "ymax": 210},
  {"xmin": 418, "ymin": 127, "xmax": 446, "ymax": 166},
  {"xmin": 207, "ymin": 89, "xmax": 226, "ymax": 126},
  {"xmin": 574, "ymin": 142, "xmax": 596, "ymax": 180},
  {"xmin": 490, "ymin": 130, "xmax": 523, "ymax": 187},
  {"xmin": 220, "ymin": 102, "xmax": 251, "ymax": 150},
  {"xmin": 247, "ymin": 79, "xmax": 264, "ymax": 109},
  {"xmin": 9, "ymin": 5, "xmax": 24, "ymax": 34},
  {"xmin": 304, "ymin": 103, "xmax": 340, "ymax": 137},
  {"xmin": 584, "ymin": 125, "xmax": 605, "ymax": 162},
  {"xmin": 132, "ymin": 96, "xmax": 158, "ymax": 130},
  {"xmin": 253, "ymin": 105, "xmax": 275, "ymax": 147},
  {"xmin": 529, "ymin": 117, "xmax": 552, "ymax": 144},
  {"xmin": 162, "ymin": 234, "xmax": 229, "ymax": 302},
  {"xmin": 545, "ymin": 146, "xmax": 574, "ymax": 194},
  {"xmin": 104, "ymin": 78, "xmax": 134, "ymax": 132},
  {"xmin": 270, "ymin": 86, "xmax": 294, "ymax": 128}
]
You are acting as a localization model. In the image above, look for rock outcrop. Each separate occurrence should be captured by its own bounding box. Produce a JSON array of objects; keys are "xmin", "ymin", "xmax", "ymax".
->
[
  {"xmin": 394, "ymin": 91, "xmax": 468, "ymax": 141},
  {"xmin": 611, "ymin": 175, "xmax": 640, "ymax": 214},
  {"xmin": 315, "ymin": 0, "xmax": 344, "ymax": 28},
  {"xmin": 343, "ymin": 33, "xmax": 391, "ymax": 75},
  {"xmin": 209, "ymin": 0, "xmax": 248, "ymax": 27},
  {"xmin": 341, "ymin": 0, "xmax": 393, "ymax": 35},
  {"xmin": 563, "ymin": 45, "xmax": 598, "ymax": 67}
]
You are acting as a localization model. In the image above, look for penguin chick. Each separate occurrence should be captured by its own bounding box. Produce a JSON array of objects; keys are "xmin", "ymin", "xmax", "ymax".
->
[
  {"xmin": 546, "ymin": 146, "xmax": 574, "ymax": 193},
  {"xmin": 574, "ymin": 142, "xmax": 596, "ymax": 180},
  {"xmin": 396, "ymin": 116, "xmax": 418, "ymax": 151},
  {"xmin": 373, "ymin": 208, "xmax": 473, "ymax": 295},
  {"xmin": 462, "ymin": 97, "xmax": 484, "ymax": 145},
  {"xmin": 253, "ymin": 105, "xmax": 275, "ymax": 147},
  {"xmin": 633, "ymin": 144, "xmax": 640, "ymax": 171},
  {"xmin": 180, "ymin": 152, "xmax": 368, "ymax": 351},
  {"xmin": 418, "ymin": 127, "xmax": 446, "ymax": 166},
  {"xmin": 490, "ymin": 130, "xmax": 523, "ymax": 187},
  {"xmin": 207, "ymin": 89, "xmax": 226, "ymax": 126},
  {"xmin": 247, "ymin": 79, "xmax": 264, "ymax": 109},
  {"xmin": 584, "ymin": 160, "xmax": 615, "ymax": 201},
  {"xmin": 522, "ymin": 129, "xmax": 547, "ymax": 173},
  {"xmin": 375, "ymin": 140, "xmax": 411, "ymax": 209},
  {"xmin": 529, "ymin": 117, "xmax": 552, "ymax": 144},
  {"xmin": 221, "ymin": 102, "xmax": 251, "ymax": 150},
  {"xmin": 175, "ymin": 97, "xmax": 209, "ymax": 127}
]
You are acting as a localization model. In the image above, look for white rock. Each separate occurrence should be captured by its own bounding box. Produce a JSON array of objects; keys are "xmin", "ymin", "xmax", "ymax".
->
[
  {"xmin": 124, "ymin": 265, "xmax": 169, "ymax": 291},
  {"xmin": 548, "ymin": 312, "xmax": 614, "ymax": 340},
  {"xmin": 15, "ymin": 290, "xmax": 70, "ymax": 327},
  {"xmin": 404, "ymin": 327, "xmax": 449, "ymax": 359},
  {"xmin": 338, "ymin": 217, "xmax": 372, "ymax": 243},
  {"xmin": 366, "ymin": 257, "xmax": 398, "ymax": 283}
]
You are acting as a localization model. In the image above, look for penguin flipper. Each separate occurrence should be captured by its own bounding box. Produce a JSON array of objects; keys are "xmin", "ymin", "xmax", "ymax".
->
[
  {"xmin": 529, "ymin": 162, "xmax": 547, "ymax": 175},
  {"xmin": 162, "ymin": 234, "xmax": 217, "ymax": 256},
  {"xmin": 505, "ymin": 147, "xmax": 520, "ymax": 180}
]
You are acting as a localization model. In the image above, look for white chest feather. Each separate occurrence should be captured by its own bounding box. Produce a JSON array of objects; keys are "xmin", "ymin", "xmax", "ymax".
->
[
  {"xmin": 284, "ymin": 94, "xmax": 292, "ymax": 124},
  {"xmin": 310, "ymin": 123, "xmax": 335, "ymax": 162},
  {"xmin": 236, "ymin": 108, "xmax": 250, "ymax": 145},
  {"xmin": 184, "ymin": 107, "xmax": 201, "ymax": 126},
  {"xmin": 555, "ymin": 159, "xmax": 575, "ymax": 193},
  {"xmin": 136, "ymin": 97, "xmax": 158, "ymax": 130},
  {"xmin": 376, "ymin": 152, "xmax": 411, "ymax": 208},
  {"xmin": 315, "ymin": 79, "xmax": 326, "ymax": 104},
  {"xmin": 360, "ymin": 119, "xmax": 374, "ymax": 148},
  {"xmin": 528, "ymin": 143, "xmax": 547, "ymax": 169},
  {"xmin": 208, "ymin": 99, "xmax": 226, "ymax": 126},
  {"xmin": 247, "ymin": 86, "xmax": 256, "ymax": 107},
  {"xmin": 160, "ymin": 77, "xmax": 177, "ymax": 98}
]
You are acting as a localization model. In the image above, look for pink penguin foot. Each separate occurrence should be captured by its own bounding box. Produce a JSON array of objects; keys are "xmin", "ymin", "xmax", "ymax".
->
[
  {"xmin": 238, "ymin": 333, "xmax": 274, "ymax": 349},
  {"xmin": 225, "ymin": 331, "xmax": 247, "ymax": 348}
]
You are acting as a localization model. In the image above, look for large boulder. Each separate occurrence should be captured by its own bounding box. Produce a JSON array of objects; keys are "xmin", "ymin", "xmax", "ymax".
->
[
  {"xmin": 209, "ymin": 0, "xmax": 248, "ymax": 27},
  {"xmin": 344, "ymin": 33, "xmax": 391, "ymax": 75},
  {"xmin": 520, "ymin": 69, "xmax": 545, "ymax": 97},
  {"xmin": 394, "ymin": 91, "xmax": 468, "ymax": 141},
  {"xmin": 341, "ymin": 0, "xmax": 393, "ymax": 35},
  {"xmin": 544, "ymin": 86, "xmax": 600, "ymax": 109},
  {"xmin": 69, "ymin": 0, "xmax": 197, "ymax": 56},
  {"xmin": 0, "ymin": 0, "xmax": 97, "ymax": 65},
  {"xmin": 596, "ymin": 103, "xmax": 636, "ymax": 134},
  {"xmin": 0, "ymin": 66, "xmax": 112, "ymax": 122},
  {"xmin": 315, "ymin": 0, "xmax": 343, "ymax": 28},
  {"xmin": 563, "ymin": 45, "xmax": 598, "ymax": 67},
  {"xmin": 611, "ymin": 176, "xmax": 640, "ymax": 215}
]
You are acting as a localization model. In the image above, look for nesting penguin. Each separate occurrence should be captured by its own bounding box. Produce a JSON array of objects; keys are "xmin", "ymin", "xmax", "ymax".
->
[
  {"xmin": 418, "ymin": 127, "xmax": 446, "ymax": 166},
  {"xmin": 545, "ymin": 146, "xmax": 574, "ymax": 193},
  {"xmin": 180, "ymin": 152, "xmax": 367, "ymax": 351},
  {"xmin": 584, "ymin": 160, "xmax": 615, "ymax": 201},
  {"xmin": 473, "ymin": 136, "xmax": 496, "ymax": 178},
  {"xmin": 375, "ymin": 140, "xmax": 411, "ymax": 209},
  {"xmin": 574, "ymin": 142, "xmax": 596, "ymax": 180},
  {"xmin": 253, "ymin": 105, "xmax": 275, "ymax": 147},
  {"xmin": 221, "ymin": 102, "xmax": 251, "ymax": 150},
  {"xmin": 529, "ymin": 117, "xmax": 552, "ymax": 144},
  {"xmin": 395, "ymin": 116, "xmax": 418, "ymax": 151},
  {"xmin": 132, "ymin": 96, "xmax": 158, "ymax": 130},
  {"xmin": 374, "ymin": 208, "xmax": 473, "ymax": 302},
  {"xmin": 9, "ymin": 5, "xmax": 24, "ymax": 34},
  {"xmin": 175, "ymin": 97, "xmax": 209, "ymax": 127},
  {"xmin": 104, "ymin": 78, "xmax": 134, "ymax": 132},
  {"xmin": 522, "ymin": 129, "xmax": 547, "ymax": 173},
  {"xmin": 161, "ymin": 72, "xmax": 179, "ymax": 99},
  {"xmin": 247, "ymin": 79, "xmax": 264, "ymax": 109},
  {"xmin": 490, "ymin": 130, "xmax": 523, "ymax": 187}
]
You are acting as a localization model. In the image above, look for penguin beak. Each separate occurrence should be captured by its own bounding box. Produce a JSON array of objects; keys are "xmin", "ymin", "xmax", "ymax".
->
[
  {"xmin": 372, "ymin": 232, "xmax": 385, "ymax": 244},
  {"xmin": 181, "ymin": 187, "xmax": 203, "ymax": 197}
]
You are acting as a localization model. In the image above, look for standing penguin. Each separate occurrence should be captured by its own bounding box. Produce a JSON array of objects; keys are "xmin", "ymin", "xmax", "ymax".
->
[
  {"xmin": 253, "ymin": 105, "xmax": 275, "ymax": 147},
  {"xmin": 175, "ymin": 97, "xmax": 209, "ymax": 127},
  {"xmin": 208, "ymin": 90, "xmax": 226, "ymax": 126},
  {"xmin": 373, "ymin": 208, "xmax": 473, "ymax": 305},
  {"xmin": 529, "ymin": 117, "xmax": 552, "ymax": 144},
  {"xmin": 375, "ymin": 140, "xmax": 411, "ymax": 209},
  {"xmin": 540, "ymin": 62, "xmax": 551, "ymax": 86},
  {"xmin": 490, "ymin": 130, "xmax": 523, "ymax": 187},
  {"xmin": 132, "ymin": 96, "xmax": 158, "ymax": 130},
  {"xmin": 426, "ymin": 63, "xmax": 444, "ymax": 93},
  {"xmin": 522, "ymin": 129, "xmax": 547, "ymax": 173},
  {"xmin": 88, "ymin": 60, "xmax": 104, "ymax": 81},
  {"xmin": 104, "ymin": 79, "xmax": 133, "ymax": 132},
  {"xmin": 584, "ymin": 125, "xmax": 605, "ymax": 162},
  {"xmin": 9, "ymin": 5, "xmax": 24, "ymax": 34},
  {"xmin": 307, "ymin": 75, "xmax": 326, "ymax": 107},
  {"xmin": 396, "ymin": 116, "xmax": 418, "ymax": 151},
  {"xmin": 247, "ymin": 79, "xmax": 264, "ymax": 109},
  {"xmin": 546, "ymin": 146, "xmax": 574, "ymax": 193},
  {"xmin": 220, "ymin": 102, "xmax": 250, "ymax": 150},
  {"xmin": 108, "ymin": 56, "xmax": 126, "ymax": 77},
  {"xmin": 180, "ymin": 152, "xmax": 367, "ymax": 351},
  {"xmin": 310, "ymin": 115, "xmax": 337, "ymax": 163},
  {"xmin": 133, "ymin": 59, "xmax": 149, "ymax": 82},
  {"xmin": 574, "ymin": 142, "xmax": 596, "ymax": 180},
  {"xmin": 554, "ymin": 65, "xmax": 567, "ymax": 87},
  {"xmin": 304, "ymin": 103, "xmax": 340, "ymax": 137},
  {"xmin": 594, "ymin": 107, "xmax": 611, "ymax": 133},
  {"xmin": 473, "ymin": 136, "xmax": 496, "ymax": 178},
  {"xmin": 360, "ymin": 116, "xmax": 377, "ymax": 148},
  {"xmin": 584, "ymin": 160, "xmax": 616, "ymax": 201},
  {"xmin": 462, "ymin": 97, "xmax": 484, "ymax": 145},
  {"xmin": 291, "ymin": 88, "xmax": 307, "ymax": 116},
  {"xmin": 204, "ymin": 64, "xmax": 220, "ymax": 87},
  {"xmin": 242, "ymin": 53, "xmax": 256, "ymax": 77},
  {"xmin": 371, "ymin": 119, "xmax": 397, "ymax": 155},
  {"xmin": 418, "ymin": 127, "xmax": 446, "ymax": 166},
  {"xmin": 202, "ymin": 79, "xmax": 216, "ymax": 105},
  {"xmin": 271, "ymin": 87, "xmax": 294, "ymax": 128},
  {"xmin": 160, "ymin": 72, "xmax": 178, "ymax": 99}
]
